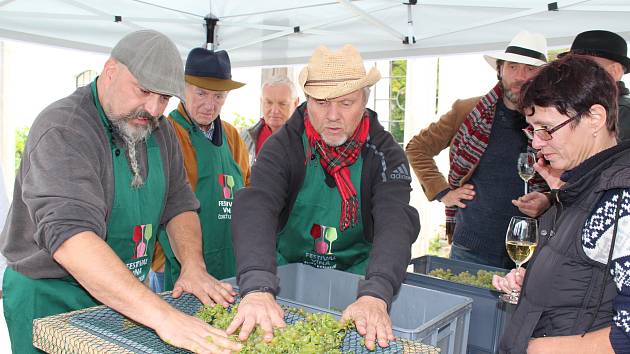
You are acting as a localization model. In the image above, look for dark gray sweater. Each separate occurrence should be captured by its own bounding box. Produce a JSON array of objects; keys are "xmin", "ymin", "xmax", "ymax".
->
[
  {"xmin": 232, "ymin": 102, "xmax": 420, "ymax": 306},
  {"xmin": 0, "ymin": 84, "xmax": 199, "ymax": 278}
]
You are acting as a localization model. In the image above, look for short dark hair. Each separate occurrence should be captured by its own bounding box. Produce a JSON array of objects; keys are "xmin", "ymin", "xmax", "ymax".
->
[{"xmin": 519, "ymin": 54, "xmax": 619, "ymax": 133}]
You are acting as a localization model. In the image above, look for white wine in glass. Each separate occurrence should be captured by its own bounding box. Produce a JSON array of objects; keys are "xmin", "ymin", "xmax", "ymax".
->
[
  {"xmin": 500, "ymin": 216, "xmax": 538, "ymax": 304},
  {"xmin": 517, "ymin": 152, "xmax": 536, "ymax": 195}
]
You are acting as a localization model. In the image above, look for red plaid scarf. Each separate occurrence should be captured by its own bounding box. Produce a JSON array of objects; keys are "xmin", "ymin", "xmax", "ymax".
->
[{"xmin": 304, "ymin": 108, "xmax": 370, "ymax": 231}]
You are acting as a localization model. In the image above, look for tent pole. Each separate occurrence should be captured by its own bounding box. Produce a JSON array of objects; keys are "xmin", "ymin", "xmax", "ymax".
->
[{"xmin": 205, "ymin": 15, "xmax": 218, "ymax": 50}]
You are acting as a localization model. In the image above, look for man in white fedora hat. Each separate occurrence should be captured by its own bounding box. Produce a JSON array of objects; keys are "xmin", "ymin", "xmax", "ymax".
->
[
  {"xmin": 226, "ymin": 44, "xmax": 420, "ymax": 350},
  {"xmin": 406, "ymin": 31, "xmax": 550, "ymax": 269}
]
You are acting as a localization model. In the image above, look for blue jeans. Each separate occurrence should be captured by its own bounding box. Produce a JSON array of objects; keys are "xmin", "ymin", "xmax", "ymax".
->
[
  {"xmin": 449, "ymin": 242, "xmax": 515, "ymax": 270},
  {"xmin": 149, "ymin": 271, "xmax": 164, "ymax": 293}
]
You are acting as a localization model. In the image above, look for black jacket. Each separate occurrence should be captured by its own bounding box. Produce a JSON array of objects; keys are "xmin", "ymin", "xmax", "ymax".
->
[
  {"xmin": 232, "ymin": 102, "xmax": 420, "ymax": 306},
  {"xmin": 617, "ymin": 88, "xmax": 630, "ymax": 141},
  {"xmin": 500, "ymin": 142, "xmax": 630, "ymax": 353}
]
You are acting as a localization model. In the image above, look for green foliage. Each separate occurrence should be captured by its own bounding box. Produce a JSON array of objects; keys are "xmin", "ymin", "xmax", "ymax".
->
[
  {"xmin": 15, "ymin": 127, "xmax": 30, "ymax": 173},
  {"xmin": 548, "ymin": 48, "xmax": 569, "ymax": 62},
  {"xmin": 389, "ymin": 60, "xmax": 406, "ymax": 145},
  {"xmin": 428, "ymin": 268, "xmax": 506, "ymax": 289},
  {"xmin": 427, "ymin": 232, "xmax": 450, "ymax": 258},
  {"xmin": 195, "ymin": 304, "xmax": 354, "ymax": 353},
  {"xmin": 231, "ymin": 112, "xmax": 257, "ymax": 130}
]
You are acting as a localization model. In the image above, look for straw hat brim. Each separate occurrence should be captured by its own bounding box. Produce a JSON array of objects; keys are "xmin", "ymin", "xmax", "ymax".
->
[
  {"xmin": 185, "ymin": 75, "xmax": 245, "ymax": 91},
  {"xmin": 484, "ymin": 53, "xmax": 546, "ymax": 71},
  {"xmin": 298, "ymin": 66, "xmax": 381, "ymax": 100}
]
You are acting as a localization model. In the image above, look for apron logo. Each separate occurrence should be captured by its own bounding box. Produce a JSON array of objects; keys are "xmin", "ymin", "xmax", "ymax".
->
[
  {"xmin": 218, "ymin": 173, "xmax": 235, "ymax": 199},
  {"xmin": 132, "ymin": 224, "xmax": 153, "ymax": 259},
  {"xmin": 309, "ymin": 224, "xmax": 338, "ymax": 255}
]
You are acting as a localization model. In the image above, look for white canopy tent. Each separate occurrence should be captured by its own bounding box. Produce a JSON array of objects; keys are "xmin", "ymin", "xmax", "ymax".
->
[
  {"xmin": 1, "ymin": 0, "xmax": 629, "ymax": 67},
  {"xmin": 2, "ymin": 0, "xmax": 630, "ymax": 259}
]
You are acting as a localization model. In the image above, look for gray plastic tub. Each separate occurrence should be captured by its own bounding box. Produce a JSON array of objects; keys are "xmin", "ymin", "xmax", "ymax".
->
[
  {"xmin": 406, "ymin": 256, "xmax": 515, "ymax": 354},
  {"xmin": 226, "ymin": 263, "xmax": 473, "ymax": 354}
]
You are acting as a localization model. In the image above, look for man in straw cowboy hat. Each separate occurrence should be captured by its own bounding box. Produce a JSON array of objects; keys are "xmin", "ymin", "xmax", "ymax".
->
[
  {"xmin": 152, "ymin": 47, "xmax": 250, "ymax": 295},
  {"xmin": 406, "ymin": 30, "xmax": 550, "ymax": 269},
  {"xmin": 0, "ymin": 30, "xmax": 241, "ymax": 353},
  {"xmin": 226, "ymin": 44, "xmax": 420, "ymax": 350},
  {"xmin": 560, "ymin": 30, "xmax": 630, "ymax": 141}
]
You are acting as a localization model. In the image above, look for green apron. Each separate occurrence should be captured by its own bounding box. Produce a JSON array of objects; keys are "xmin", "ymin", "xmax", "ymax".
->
[
  {"xmin": 276, "ymin": 133, "xmax": 371, "ymax": 275},
  {"xmin": 160, "ymin": 111, "xmax": 244, "ymax": 289},
  {"xmin": 2, "ymin": 80, "xmax": 165, "ymax": 353}
]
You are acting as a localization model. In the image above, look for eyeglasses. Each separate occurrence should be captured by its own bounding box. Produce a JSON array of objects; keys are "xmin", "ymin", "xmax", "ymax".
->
[{"xmin": 522, "ymin": 114, "xmax": 580, "ymax": 141}]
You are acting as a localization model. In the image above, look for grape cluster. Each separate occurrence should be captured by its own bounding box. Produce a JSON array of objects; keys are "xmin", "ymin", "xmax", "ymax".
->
[
  {"xmin": 428, "ymin": 268, "xmax": 505, "ymax": 289},
  {"xmin": 195, "ymin": 304, "xmax": 354, "ymax": 353}
]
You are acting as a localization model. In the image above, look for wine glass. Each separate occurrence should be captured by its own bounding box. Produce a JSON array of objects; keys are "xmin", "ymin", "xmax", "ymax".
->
[
  {"xmin": 517, "ymin": 152, "xmax": 536, "ymax": 195},
  {"xmin": 500, "ymin": 216, "xmax": 538, "ymax": 304}
]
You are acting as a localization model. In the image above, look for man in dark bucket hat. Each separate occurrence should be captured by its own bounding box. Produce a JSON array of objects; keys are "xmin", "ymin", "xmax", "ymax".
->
[
  {"xmin": 153, "ymin": 47, "xmax": 250, "ymax": 295},
  {"xmin": 561, "ymin": 30, "xmax": 630, "ymax": 140},
  {"xmin": 0, "ymin": 30, "xmax": 241, "ymax": 353}
]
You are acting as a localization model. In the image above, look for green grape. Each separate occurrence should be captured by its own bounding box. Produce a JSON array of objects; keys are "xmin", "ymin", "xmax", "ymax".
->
[
  {"xmin": 428, "ymin": 268, "xmax": 506, "ymax": 289},
  {"xmin": 194, "ymin": 304, "xmax": 355, "ymax": 353}
]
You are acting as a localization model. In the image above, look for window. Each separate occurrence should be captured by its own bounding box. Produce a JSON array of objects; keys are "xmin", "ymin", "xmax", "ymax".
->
[
  {"xmin": 369, "ymin": 60, "xmax": 406, "ymax": 147},
  {"xmin": 75, "ymin": 70, "xmax": 98, "ymax": 88}
]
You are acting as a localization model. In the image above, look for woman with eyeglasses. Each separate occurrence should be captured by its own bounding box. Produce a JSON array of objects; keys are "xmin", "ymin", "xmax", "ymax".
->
[{"xmin": 494, "ymin": 54, "xmax": 630, "ymax": 354}]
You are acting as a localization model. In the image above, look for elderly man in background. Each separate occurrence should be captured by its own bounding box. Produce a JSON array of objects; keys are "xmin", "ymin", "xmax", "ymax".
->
[
  {"xmin": 227, "ymin": 45, "xmax": 420, "ymax": 350},
  {"xmin": 154, "ymin": 47, "xmax": 250, "ymax": 294},
  {"xmin": 241, "ymin": 76, "xmax": 300, "ymax": 164},
  {"xmin": 0, "ymin": 30, "xmax": 240, "ymax": 353},
  {"xmin": 406, "ymin": 31, "xmax": 549, "ymax": 269},
  {"xmin": 560, "ymin": 30, "xmax": 630, "ymax": 140}
]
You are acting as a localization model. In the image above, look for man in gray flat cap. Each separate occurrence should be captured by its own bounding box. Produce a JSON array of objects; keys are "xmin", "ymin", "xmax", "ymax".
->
[{"xmin": 0, "ymin": 30, "xmax": 240, "ymax": 354}]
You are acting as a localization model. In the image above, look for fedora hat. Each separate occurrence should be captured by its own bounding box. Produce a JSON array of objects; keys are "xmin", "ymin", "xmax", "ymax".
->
[
  {"xmin": 299, "ymin": 45, "xmax": 381, "ymax": 100},
  {"xmin": 561, "ymin": 30, "xmax": 629, "ymax": 73},
  {"xmin": 484, "ymin": 31, "xmax": 548, "ymax": 69},
  {"xmin": 184, "ymin": 48, "xmax": 245, "ymax": 91}
]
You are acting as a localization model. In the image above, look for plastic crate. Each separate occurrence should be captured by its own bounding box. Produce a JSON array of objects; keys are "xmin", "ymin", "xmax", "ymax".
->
[
  {"xmin": 406, "ymin": 256, "xmax": 515, "ymax": 354},
  {"xmin": 227, "ymin": 263, "xmax": 473, "ymax": 354}
]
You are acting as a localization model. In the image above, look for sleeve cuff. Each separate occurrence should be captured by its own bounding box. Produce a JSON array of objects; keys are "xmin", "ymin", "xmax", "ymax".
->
[
  {"xmin": 237, "ymin": 269, "xmax": 280, "ymax": 297},
  {"xmin": 357, "ymin": 275, "xmax": 395, "ymax": 309},
  {"xmin": 434, "ymin": 188, "xmax": 451, "ymax": 202}
]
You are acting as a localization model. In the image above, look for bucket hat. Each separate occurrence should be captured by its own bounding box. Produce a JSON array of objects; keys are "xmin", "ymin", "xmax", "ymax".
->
[{"xmin": 185, "ymin": 47, "xmax": 245, "ymax": 91}]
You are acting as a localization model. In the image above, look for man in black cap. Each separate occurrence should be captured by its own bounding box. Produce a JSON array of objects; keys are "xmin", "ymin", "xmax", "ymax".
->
[
  {"xmin": 562, "ymin": 30, "xmax": 630, "ymax": 140},
  {"xmin": 0, "ymin": 31, "xmax": 241, "ymax": 353},
  {"xmin": 155, "ymin": 47, "xmax": 250, "ymax": 294}
]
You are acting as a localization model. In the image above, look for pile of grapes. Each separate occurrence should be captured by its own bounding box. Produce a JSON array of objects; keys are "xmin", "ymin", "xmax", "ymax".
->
[
  {"xmin": 427, "ymin": 268, "xmax": 505, "ymax": 289},
  {"xmin": 195, "ymin": 304, "xmax": 353, "ymax": 353}
]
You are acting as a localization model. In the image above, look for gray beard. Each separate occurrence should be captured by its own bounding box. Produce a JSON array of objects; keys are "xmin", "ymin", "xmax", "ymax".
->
[
  {"xmin": 501, "ymin": 80, "xmax": 523, "ymax": 108},
  {"xmin": 504, "ymin": 90, "xmax": 520, "ymax": 107},
  {"xmin": 109, "ymin": 111, "xmax": 159, "ymax": 188}
]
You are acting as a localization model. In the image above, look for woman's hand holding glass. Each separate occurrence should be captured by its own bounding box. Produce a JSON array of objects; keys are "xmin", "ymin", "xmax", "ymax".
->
[
  {"xmin": 493, "ymin": 268, "xmax": 526, "ymax": 294},
  {"xmin": 499, "ymin": 216, "xmax": 538, "ymax": 304}
]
